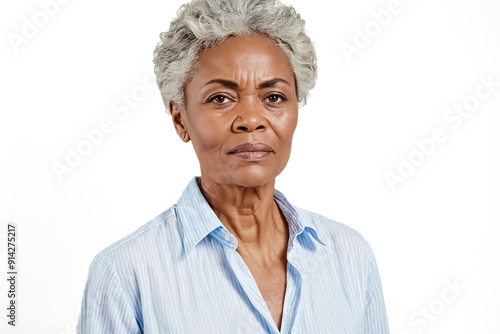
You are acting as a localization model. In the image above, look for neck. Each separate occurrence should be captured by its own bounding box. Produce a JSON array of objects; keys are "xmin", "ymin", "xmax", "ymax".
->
[{"xmin": 198, "ymin": 176, "xmax": 288, "ymax": 259}]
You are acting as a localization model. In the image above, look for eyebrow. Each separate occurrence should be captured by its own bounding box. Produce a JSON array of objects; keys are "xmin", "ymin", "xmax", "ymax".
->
[{"xmin": 203, "ymin": 78, "xmax": 291, "ymax": 89}]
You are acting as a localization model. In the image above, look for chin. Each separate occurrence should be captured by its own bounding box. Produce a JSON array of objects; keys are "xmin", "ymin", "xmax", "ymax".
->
[{"xmin": 226, "ymin": 167, "xmax": 282, "ymax": 188}]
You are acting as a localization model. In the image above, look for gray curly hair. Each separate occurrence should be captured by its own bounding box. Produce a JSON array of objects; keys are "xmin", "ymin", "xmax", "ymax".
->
[{"xmin": 153, "ymin": 0, "xmax": 317, "ymax": 112}]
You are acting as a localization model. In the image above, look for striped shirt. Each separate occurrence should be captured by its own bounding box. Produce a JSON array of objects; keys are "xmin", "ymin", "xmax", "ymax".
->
[{"xmin": 77, "ymin": 177, "xmax": 389, "ymax": 333}]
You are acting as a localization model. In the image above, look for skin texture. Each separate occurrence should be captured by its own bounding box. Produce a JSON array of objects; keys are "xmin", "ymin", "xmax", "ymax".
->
[{"xmin": 170, "ymin": 34, "xmax": 299, "ymax": 330}]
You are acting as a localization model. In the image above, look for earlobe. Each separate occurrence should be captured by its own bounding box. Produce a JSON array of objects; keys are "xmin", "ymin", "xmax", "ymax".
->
[{"xmin": 170, "ymin": 102, "xmax": 190, "ymax": 143}]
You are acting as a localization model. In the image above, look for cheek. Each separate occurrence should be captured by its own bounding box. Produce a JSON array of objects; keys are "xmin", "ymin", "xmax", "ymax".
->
[
  {"xmin": 188, "ymin": 115, "xmax": 226, "ymax": 152},
  {"xmin": 274, "ymin": 112, "xmax": 298, "ymax": 146}
]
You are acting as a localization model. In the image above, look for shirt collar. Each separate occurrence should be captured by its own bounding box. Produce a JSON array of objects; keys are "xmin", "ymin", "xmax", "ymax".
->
[
  {"xmin": 273, "ymin": 189, "xmax": 327, "ymax": 248},
  {"xmin": 176, "ymin": 177, "xmax": 226, "ymax": 255},
  {"xmin": 176, "ymin": 177, "xmax": 326, "ymax": 255}
]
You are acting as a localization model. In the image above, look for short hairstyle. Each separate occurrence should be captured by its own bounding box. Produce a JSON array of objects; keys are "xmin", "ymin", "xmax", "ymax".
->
[{"xmin": 153, "ymin": 0, "xmax": 317, "ymax": 112}]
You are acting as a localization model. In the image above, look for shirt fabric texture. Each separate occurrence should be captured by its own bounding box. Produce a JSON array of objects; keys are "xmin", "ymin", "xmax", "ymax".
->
[{"xmin": 77, "ymin": 177, "xmax": 389, "ymax": 333}]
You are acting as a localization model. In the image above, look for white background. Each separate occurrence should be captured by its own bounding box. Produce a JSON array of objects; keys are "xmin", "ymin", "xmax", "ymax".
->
[{"xmin": 1, "ymin": 0, "xmax": 499, "ymax": 333}]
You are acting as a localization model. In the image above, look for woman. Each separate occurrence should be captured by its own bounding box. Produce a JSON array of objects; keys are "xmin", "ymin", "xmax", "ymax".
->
[{"xmin": 78, "ymin": 0, "xmax": 389, "ymax": 333}]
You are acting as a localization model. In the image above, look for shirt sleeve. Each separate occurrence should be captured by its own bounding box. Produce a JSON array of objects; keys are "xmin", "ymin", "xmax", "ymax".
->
[
  {"xmin": 77, "ymin": 253, "xmax": 142, "ymax": 334},
  {"xmin": 363, "ymin": 248, "xmax": 390, "ymax": 333}
]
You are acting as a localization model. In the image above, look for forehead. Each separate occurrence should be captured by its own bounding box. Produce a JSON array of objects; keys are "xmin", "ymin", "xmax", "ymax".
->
[{"xmin": 193, "ymin": 35, "xmax": 295, "ymax": 83}]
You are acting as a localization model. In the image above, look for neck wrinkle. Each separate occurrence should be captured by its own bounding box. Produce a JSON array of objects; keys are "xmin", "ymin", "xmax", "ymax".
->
[{"xmin": 197, "ymin": 176, "xmax": 288, "ymax": 251}]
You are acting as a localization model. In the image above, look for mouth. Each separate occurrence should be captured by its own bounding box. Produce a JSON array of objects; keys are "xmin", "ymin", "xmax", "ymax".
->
[{"xmin": 228, "ymin": 142, "xmax": 274, "ymax": 159}]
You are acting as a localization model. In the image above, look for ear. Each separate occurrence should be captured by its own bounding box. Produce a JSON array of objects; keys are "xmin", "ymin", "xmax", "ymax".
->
[{"xmin": 170, "ymin": 102, "xmax": 190, "ymax": 143}]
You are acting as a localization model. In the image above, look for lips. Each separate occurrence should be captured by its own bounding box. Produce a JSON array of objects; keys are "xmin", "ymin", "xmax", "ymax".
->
[
  {"xmin": 229, "ymin": 143, "xmax": 274, "ymax": 154},
  {"xmin": 228, "ymin": 143, "xmax": 274, "ymax": 160}
]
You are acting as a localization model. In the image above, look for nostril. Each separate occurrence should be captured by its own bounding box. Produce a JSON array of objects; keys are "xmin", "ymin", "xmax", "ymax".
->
[
  {"xmin": 237, "ymin": 126, "xmax": 249, "ymax": 131},
  {"xmin": 256, "ymin": 125, "xmax": 265, "ymax": 130}
]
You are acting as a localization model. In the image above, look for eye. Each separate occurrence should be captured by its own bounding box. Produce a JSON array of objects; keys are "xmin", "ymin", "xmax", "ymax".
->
[
  {"xmin": 208, "ymin": 94, "xmax": 232, "ymax": 104},
  {"xmin": 265, "ymin": 94, "xmax": 286, "ymax": 103}
]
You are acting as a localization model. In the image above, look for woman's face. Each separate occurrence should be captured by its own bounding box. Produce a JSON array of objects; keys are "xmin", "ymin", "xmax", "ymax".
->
[{"xmin": 171, "ymin": 34, "xmax": 298, "ymax": 188}]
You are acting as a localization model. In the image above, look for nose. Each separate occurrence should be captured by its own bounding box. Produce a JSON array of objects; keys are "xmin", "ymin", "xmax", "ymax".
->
[{"xmin": 231, "ymin": 100, "xmax": 267, "ymax": 133}]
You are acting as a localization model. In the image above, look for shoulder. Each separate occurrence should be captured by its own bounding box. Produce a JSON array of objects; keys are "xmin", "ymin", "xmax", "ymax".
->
[
  {"xmin": 88, "ymin": 205, "xmax": 179, "ymax": 271},
  {"xmin": 275, "ymin": 188, "xmax": 371, "ymax": 254},
  {"xmin": 78, "ymin": 208, "xmax": 180, "ymax": 332},
  {"xmin": 295, "ymin": 206, "xmax": 374, "ymax": 261}
]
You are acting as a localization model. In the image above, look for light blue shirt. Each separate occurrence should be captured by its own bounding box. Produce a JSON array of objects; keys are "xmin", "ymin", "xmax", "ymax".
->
[{"xmin": 77, "ymin": 177, "xmax": 389, "ymax": 333}]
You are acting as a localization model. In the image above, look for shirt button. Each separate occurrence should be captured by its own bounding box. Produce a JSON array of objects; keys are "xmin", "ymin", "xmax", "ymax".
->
[{"xmin": 225, "ymin": 234, "xmax": 231, "ymax": 241}]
